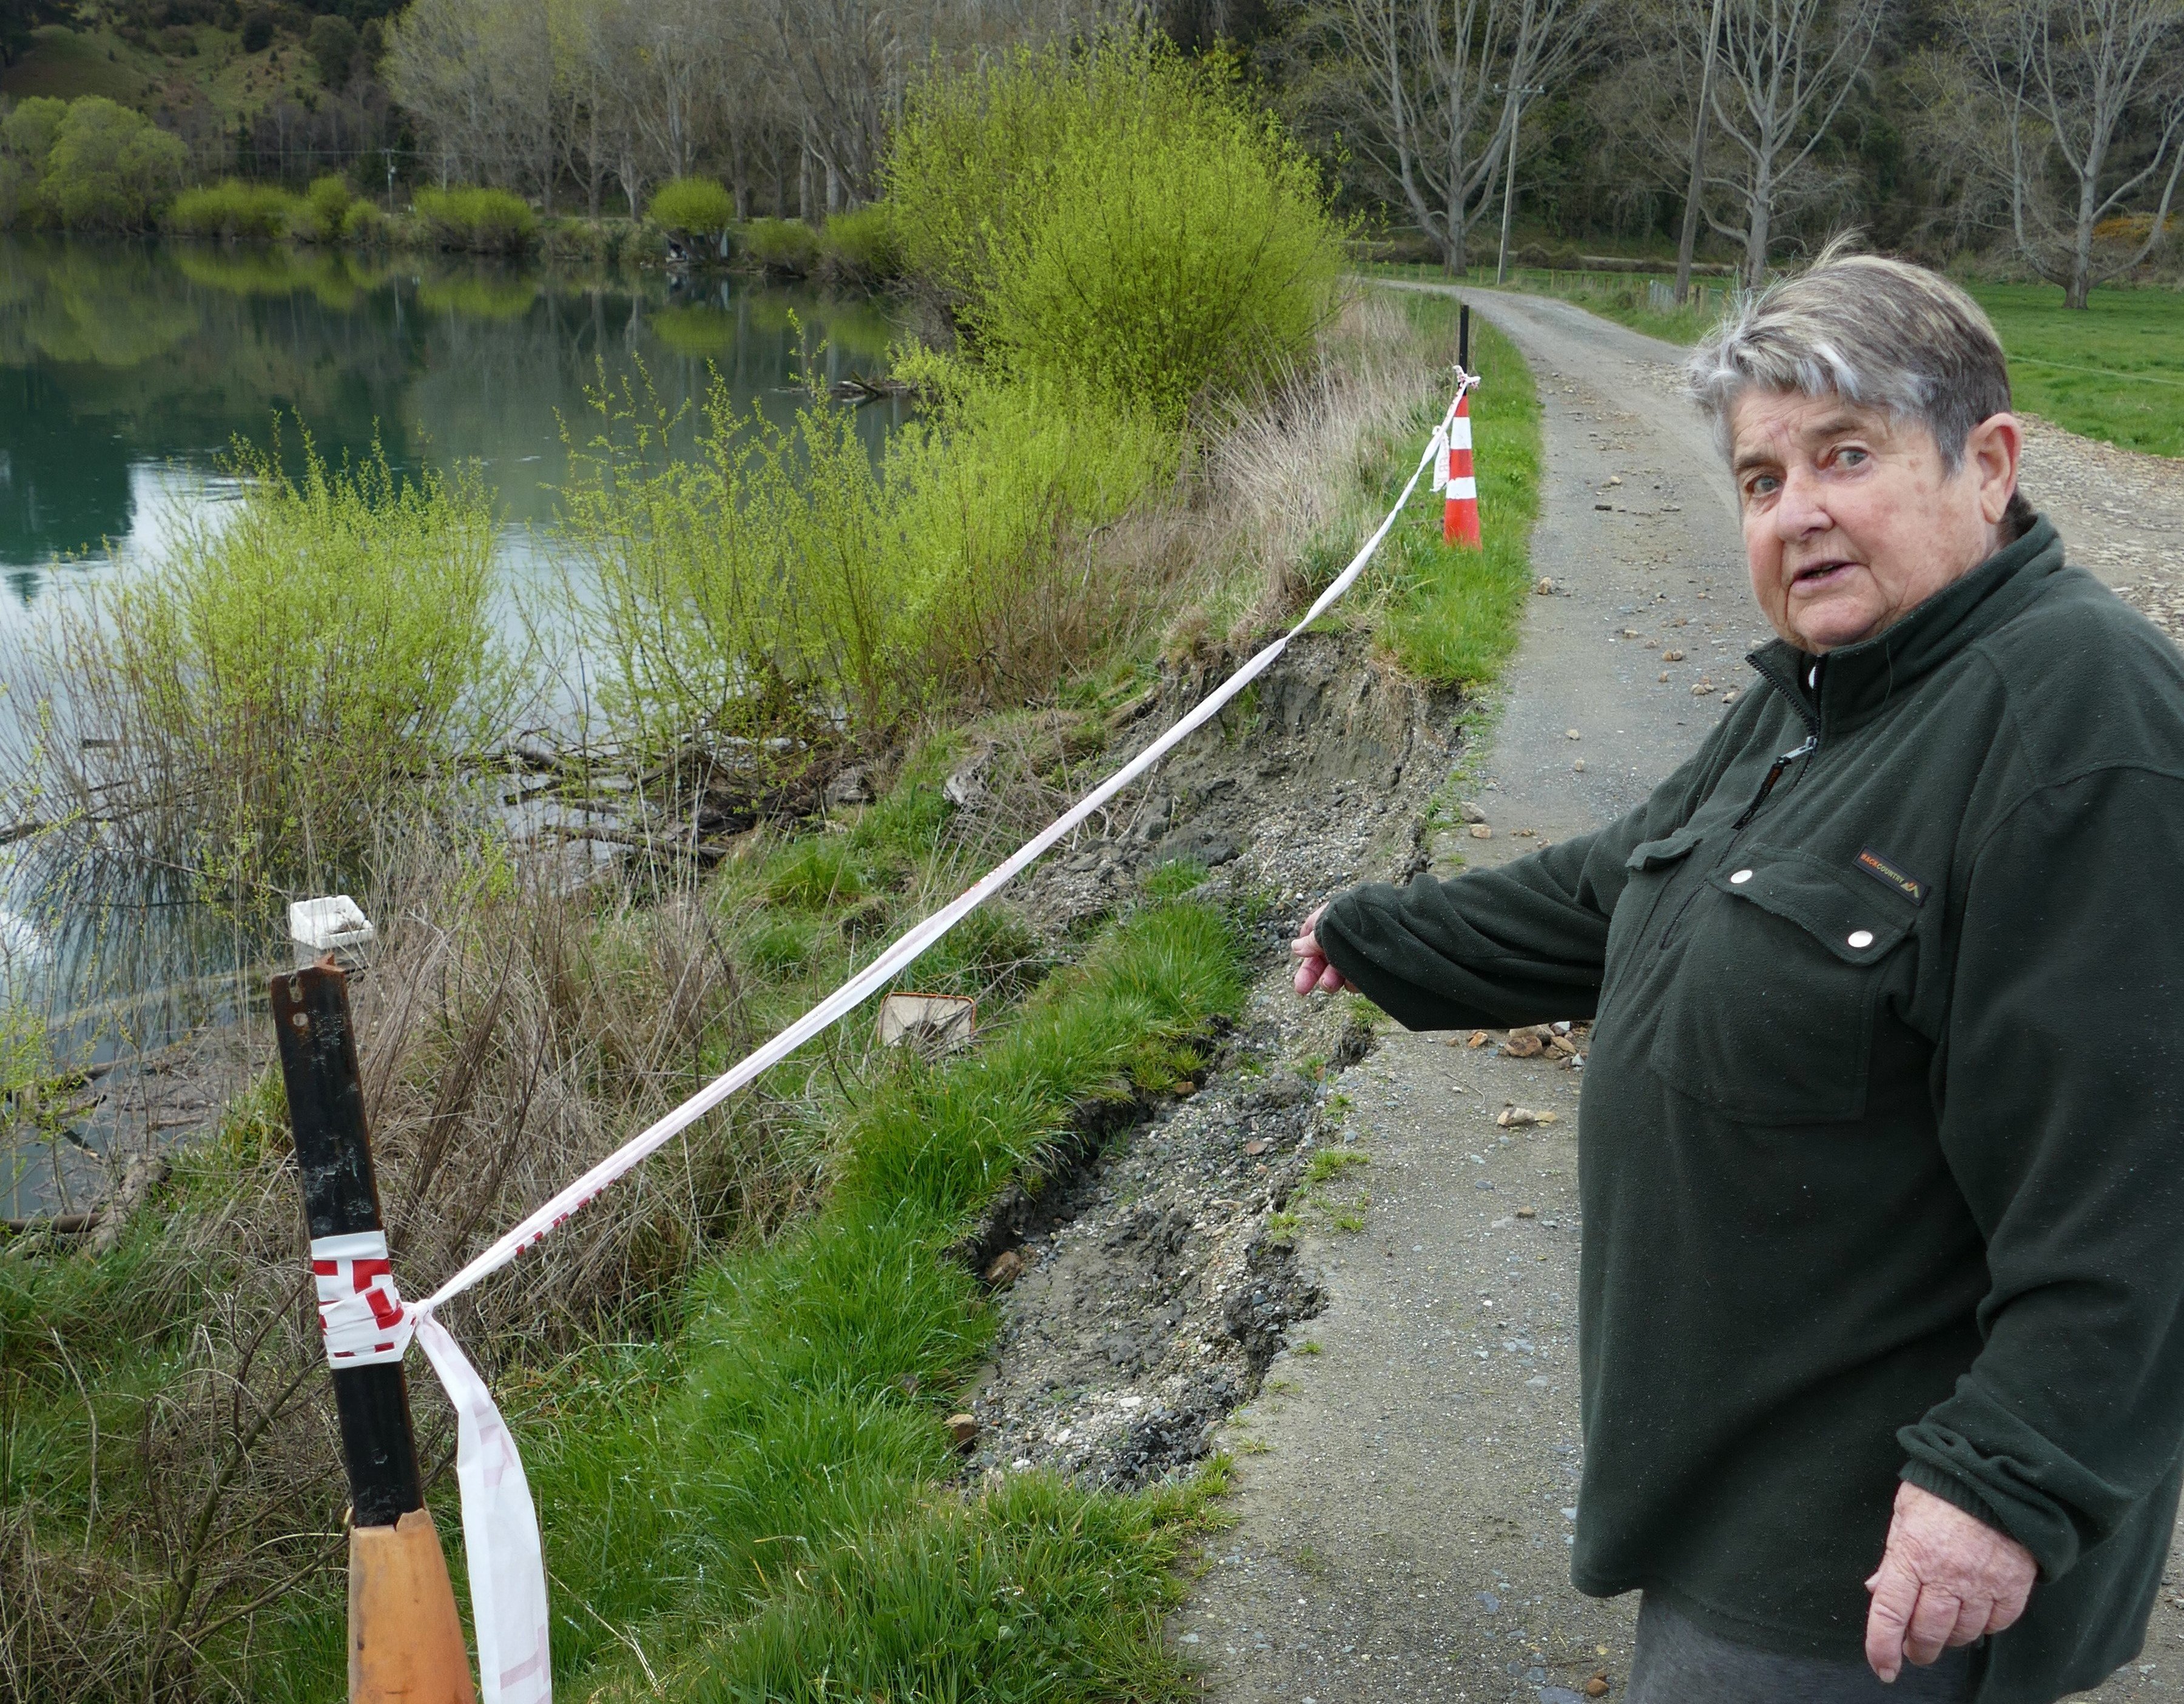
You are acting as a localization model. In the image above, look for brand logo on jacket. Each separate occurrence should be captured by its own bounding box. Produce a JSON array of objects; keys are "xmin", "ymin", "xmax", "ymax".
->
[{"xmin": 1856, "ymin": 847, "xmax": 1926, "ymax": 905}]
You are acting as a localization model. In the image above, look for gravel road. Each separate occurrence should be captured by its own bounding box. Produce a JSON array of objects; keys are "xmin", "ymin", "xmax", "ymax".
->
[{"xmin": 1181, "ymin": 286, "xmax": 2184, "ymax": 1703}]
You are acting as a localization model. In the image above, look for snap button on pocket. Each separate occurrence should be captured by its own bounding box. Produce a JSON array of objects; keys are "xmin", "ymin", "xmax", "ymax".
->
[
  {"xmin": 1848, "ymin": 929, "xmax": 1874, "ymax": 949},
  {"xmin": 1730, "ymin": 868, "xmax": 1753, "ymax": 885}
]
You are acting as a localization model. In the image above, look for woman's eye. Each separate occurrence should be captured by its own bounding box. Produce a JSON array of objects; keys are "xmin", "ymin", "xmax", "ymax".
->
[
  {"xmin": 1745, "ymin": 474, "xmax": 1780, "ymax": 499},
  {"xmin": 1836, "ymin": 447, "xmax": 1869, "ymax": 468}
]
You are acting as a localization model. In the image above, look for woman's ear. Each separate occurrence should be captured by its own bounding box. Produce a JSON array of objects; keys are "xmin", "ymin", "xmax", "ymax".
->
[{"xmin": 1966, "ymin": 413, "xmax": 2024, "ymax": 527}]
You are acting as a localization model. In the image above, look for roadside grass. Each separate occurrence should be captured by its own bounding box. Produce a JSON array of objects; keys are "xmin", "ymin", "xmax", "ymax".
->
[
  {"xmin": 507, "ymin": 895, "xmax": 1248, "ymax": 1697},
  {"xmin": 1370, "ymin": 297, "xmax": 1544, "ymax": 686}
]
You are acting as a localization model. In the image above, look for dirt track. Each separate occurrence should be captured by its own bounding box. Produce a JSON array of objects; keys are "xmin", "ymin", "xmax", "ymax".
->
[{"xmin": 1177, "ymin": 286, "xmax": 2184, "ymax": 1704}]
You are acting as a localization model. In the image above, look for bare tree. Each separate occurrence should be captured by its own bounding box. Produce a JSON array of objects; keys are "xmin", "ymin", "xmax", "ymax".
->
[
  {"xmin": 1298, "ymin": 0, "xmax": 1597, "ymax": 272},
  {"xmin": 386, "ymin": 0, "xmax": 554, "ymax": 196},
  {"xmin": 1695, "ymin": 0, "xmax": 1886, "ymax": 285},
  {"xmin": 1956, "ymin": 0, "xmax": 2184, "ymax": 306}
]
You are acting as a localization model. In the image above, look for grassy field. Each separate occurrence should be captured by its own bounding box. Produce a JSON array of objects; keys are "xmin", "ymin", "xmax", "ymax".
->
[
  {"xmin": 1971, "ymin": 283, "xmax": 2184, "ymax": 458},
  {"xmin": 1377, "ymin": 258, "xmax": 2184, "ymax": 459}
]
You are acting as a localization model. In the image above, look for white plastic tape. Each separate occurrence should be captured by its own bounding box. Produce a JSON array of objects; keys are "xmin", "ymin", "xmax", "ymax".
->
[
  {"xmin": 416, "ymin": 1317, "xmax": 552, "ymax": 1704},
  {"xmin": 1429, "ymin": 423, "xmax": 1450, "ymax": 494},
  {"xmin": 310, "ymin": 1231, "xmax": 413, "ymax": 1367},
  {"xmin": 383, "ymin": 379, "xmax": 1478, "ymax": 1703}
]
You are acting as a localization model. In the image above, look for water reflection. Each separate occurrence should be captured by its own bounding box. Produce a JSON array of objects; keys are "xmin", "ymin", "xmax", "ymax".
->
[{"xmin": 0, "ymin": 234, "xmax": 909, "ymax": 607}]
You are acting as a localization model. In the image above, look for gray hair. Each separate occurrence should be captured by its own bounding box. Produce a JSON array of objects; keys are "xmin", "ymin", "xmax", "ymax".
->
[{"xmin": 1687, "ymin": 240, "xmax": 2015, "ymax": 479}]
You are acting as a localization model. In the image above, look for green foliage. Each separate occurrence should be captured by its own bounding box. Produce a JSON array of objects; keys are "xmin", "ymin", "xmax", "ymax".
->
[
  {"xmin": 0, "ymin": 94, "xmax": 183, "ymax": 231},
  {"xmin": 411, "ymin": 184, "xmax": 537, "ymax": 254},
  {"xmin": 649, "ymin": 175, "xmax": 733, "ymax": 238},
  {"xmin": 292, "ymin": 172, "xmax": 351, "ymax": 242},
  {"xmin": 58, "ymin": 431, "xmax": 505, "ymax": 888},
  {"xmin": 740, "ymin": 215, "xmax": 820, "ymax": 276},
  {"xmin": 1381, "ymin": 309, "xmax": 1543, "ymax": 685},
  {"xmin": 164, "ymin": 177, "xmax": 297, "ymax": 240},
  {"xmin": 339, "ymin": 195, "xmax": 390, "ymax": 245},
  {"xmin": 1145, "ymin": 856, "xmax": 1211, "ymax": 899},
  {"xmin": 817, "ymin": 203, "xmax": 898, "ymax": 285},
  {"xmin": 306, "ymin": 12, "xmax": 356, "ymax": 88},
  {"xmin": 559, "ymin": 358, "xmax": 1176, "ymax": 754},
  {"xmin": 888, "ymin": 38, "xmax": 1344, "ymax": 420}
]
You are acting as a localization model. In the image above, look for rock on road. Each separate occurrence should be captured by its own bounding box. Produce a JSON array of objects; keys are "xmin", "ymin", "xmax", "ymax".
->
[{"xmin": 1179, "ymin": 286, "xmax": 2184, "ymax": 1703}]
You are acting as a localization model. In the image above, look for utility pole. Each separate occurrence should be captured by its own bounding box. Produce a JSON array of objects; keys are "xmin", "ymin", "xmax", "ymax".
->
[
  {"xmin": 1675, "ymin": 0, "xmax": 1727, "ymax": 306},
  {"xmin": 1494, "ymin": 83, "xmax": 1547, "ymax": 286},
  {"xmin": 275, "ymin": 899, "xmax": 474, "ymax": 1704}
]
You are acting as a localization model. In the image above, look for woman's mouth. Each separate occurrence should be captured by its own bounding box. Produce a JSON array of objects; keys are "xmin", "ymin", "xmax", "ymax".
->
[{"xmin": 1790, "ymin": 560, "xmax": 1859, "ymax": 593}]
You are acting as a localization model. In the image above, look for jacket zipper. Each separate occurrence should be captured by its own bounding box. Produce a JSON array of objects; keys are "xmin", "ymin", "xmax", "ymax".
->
[
  {"xmin": 1657, "ymin": 734, "xmax": 1819, "ymax": 951},
  {"xmin": 1731, "ymin": 734, "xmax": 1819, "ymax": 830}
]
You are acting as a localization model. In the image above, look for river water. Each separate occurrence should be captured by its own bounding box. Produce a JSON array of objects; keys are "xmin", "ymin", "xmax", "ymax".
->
[{"xmin": 0, "ymin": 236, "xmax": 909, "ymax": 1212}]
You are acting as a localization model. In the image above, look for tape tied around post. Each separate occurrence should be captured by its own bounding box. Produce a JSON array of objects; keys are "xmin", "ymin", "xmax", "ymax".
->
[{"xmin": 310, "ymin": 1231, "xmax": 413, "ymax": 1367}]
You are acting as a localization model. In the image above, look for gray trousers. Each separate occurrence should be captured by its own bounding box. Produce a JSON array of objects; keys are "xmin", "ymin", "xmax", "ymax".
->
[{"xmin": 1625, "ymin": 1594, "xmax": 1978, "ymax": 1703}]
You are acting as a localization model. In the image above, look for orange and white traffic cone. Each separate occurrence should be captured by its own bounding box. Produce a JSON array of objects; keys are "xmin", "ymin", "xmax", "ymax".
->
[{"xmin": 1443, "ymin": 391, "xmax": 1481, "ymax": 549}]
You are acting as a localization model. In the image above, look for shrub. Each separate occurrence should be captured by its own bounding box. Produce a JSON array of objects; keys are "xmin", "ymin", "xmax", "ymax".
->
[
  {"xmin": 818, "ymin": 203, "xmax": 899, "ymax": 286},
  {"xmin": 19, "ymin": 432, "xmax": 505, "ymax": 887},
  {"xmin": 38, "ymin": 98, "xmax": 187, "ymax": 232},
  {"xmin": 240, "ymin": 8, "xmax": 272, "ymax": 49},
  {"xmin": 1, "ymin": 96, "xmax": 184, "ymax": 232},
  {"xmin": 741, "ymin": 215, "xmax": 821, "ymax": 276},
  {"xmin": 292, "ymin": 172, "xmax": 351, "ymax": 242},
  {"xmin": 887, "ymin": 39, "xmax": 1343, "ymax": 420},
  {"xmin": 411, "ymin": 184, "xmax": 536, "ymax": 254},
  {"xmin": 340, "ymin": 196, "xmax": 391, "ymax": 244},
  {"xmin": 166, "ymin": 177, "xmax": 297, "ymax": 240},
  {"xmin": 156, "ymin": 22, "xmax": 198, "ymax": 55},
  {"xmin": 649, "ymin": 176, "xmax": 733, "ymax": 238}
]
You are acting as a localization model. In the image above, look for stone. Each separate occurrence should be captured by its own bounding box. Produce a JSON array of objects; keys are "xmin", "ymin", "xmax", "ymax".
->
[
  {"xmin": 1661, "ymin": 649, "xmax": 1685, "ymax": 662},
  {"xmin": 1721, "ymin": 688, "xmax": 1741, "ymax": 705},
  {"xmin": 946, "ymin": 1413, "xmax": 979, "ymax": 1447},
  {"xmin": 825, "ymin": 765, "xmax": 875, "ymax": 806},
  {"xmin": 1516, "ymin": 1206, "xmax": 1537, "ymax": 1219},
  {"xmin": 1657, "ymin": 671, "xmax": 1670, "ymax": 683},
  {"xmin": 1594, "ymin": 502, "xmax": 1613, "ymax": 511},
  {"xmin": 1503, "ymin": 1031, "xmax": 1545, "ymax": 1058},
  {"xmin": 1572, "ymin": 759, "xmax": 1586, "ymax": 773},
  {"xmin": 1535, "ymin": 577, "xmax": 1557, "ymax": 595},
  {"xmin": 1459, "ymin": 799, "xmax": 1489, "ymax": 824},
  {"xmin": 1466, "ymin": 1030, "xmax": 1490, "ymax": 1048},
  {"xmin": 1244, "ymin": 1138, "xmax": 1271, "ymax": 1156},
  {"xmin": 1497, "ymin": 1106, "xmax": 1557, "ymax": 1128},
  {"xmin": 1586, "ymin": 1672, "xmax": 1613, "ymax": 1697},
  {"xmin": 1565, "ymin": 728, "xmax": 1581, "ymax": 740},
  {"xmin": 1691, "ymin": 681, "xmax": 1715, "ymax": 697},
  {"xmin": 985, "ymin": 1249, "xmax": 1028, "ymax": 1286},
  {"xmin": 1469, "ymin": 823, "xmax": 1493, "ymax": 839}
]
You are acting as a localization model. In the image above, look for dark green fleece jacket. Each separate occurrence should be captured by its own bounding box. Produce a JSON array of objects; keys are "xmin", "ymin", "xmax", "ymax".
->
[{"xmin": 1316, "ymin": 521, "xmax": 2184, "ymax": 1702}]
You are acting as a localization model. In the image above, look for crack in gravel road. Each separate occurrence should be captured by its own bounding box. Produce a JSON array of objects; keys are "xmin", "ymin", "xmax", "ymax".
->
[{"xmin": 1179, "ymin": 286, "xmax": 2184, "ymax": 1704}]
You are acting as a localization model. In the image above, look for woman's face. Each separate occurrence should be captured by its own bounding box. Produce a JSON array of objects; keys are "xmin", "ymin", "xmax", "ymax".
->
[{"xmin": 1728, "ymin": 391, "xmax": 2023, "ymax": 654}]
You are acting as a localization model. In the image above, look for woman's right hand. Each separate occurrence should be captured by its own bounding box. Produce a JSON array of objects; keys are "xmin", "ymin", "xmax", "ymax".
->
[{"xmin": 1291, "ymin": 903, "xmax": 1350, "ymax": 996}]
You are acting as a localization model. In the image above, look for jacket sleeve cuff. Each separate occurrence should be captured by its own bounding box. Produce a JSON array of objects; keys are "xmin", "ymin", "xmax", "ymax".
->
[{"xmin": 1897, "ymin": 1459, "xmax": 2050, "ymax": 1580}]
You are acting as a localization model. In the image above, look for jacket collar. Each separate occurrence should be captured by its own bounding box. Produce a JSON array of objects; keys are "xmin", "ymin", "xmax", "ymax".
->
[{"xmin": 1747, "ymin": 517, "xmax": 2066, "ymax": 737}]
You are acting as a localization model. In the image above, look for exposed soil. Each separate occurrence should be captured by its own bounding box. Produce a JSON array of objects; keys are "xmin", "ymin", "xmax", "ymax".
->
[{"xmin": 944, "ymin": 629, "xmax": 1472, "ymax": 1490}]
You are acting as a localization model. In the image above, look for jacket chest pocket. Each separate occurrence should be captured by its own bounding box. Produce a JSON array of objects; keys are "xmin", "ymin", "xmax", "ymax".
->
[{"xmin": 1647, "ymin": 844, "xmax": 1914, "ymax": 1125}]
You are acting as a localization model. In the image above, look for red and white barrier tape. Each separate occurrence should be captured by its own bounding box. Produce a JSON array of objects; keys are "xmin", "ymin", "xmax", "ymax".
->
[{"xmin": 337, "ymin": 384, "xmax": 1472, "ymax": 1704}]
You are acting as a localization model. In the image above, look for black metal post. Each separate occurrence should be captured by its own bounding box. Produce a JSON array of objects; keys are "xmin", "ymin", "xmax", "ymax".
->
[
  {"xmin": 274, "ymin": 964, "xmax": 423, "ymax": 1529},
  {"xmin": 1460, "ymin": 303, "xmax": 1471, "ymax": 373}
]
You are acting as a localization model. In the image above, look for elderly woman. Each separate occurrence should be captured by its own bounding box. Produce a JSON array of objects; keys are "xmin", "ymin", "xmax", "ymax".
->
[{"xmin": 1290, "ymin": 248, "xmax": 2184, "ymax": 1703}]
